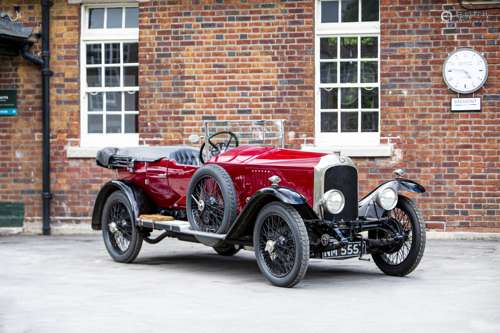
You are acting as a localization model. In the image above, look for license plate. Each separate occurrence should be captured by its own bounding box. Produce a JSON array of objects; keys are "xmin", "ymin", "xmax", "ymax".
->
[{"xmin": 322, "ymin": 242, "xmax": 362, "ymax": 258}]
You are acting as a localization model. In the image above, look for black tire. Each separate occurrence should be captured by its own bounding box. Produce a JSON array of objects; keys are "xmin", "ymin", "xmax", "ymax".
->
[
  {"xmin": 186, "ymin": 164, "xmax": 237, "ymax": 234},
  {"xmin": 371, "ymin": 195, "xmax": 426, "ymax": 276},
  {"xmin": 187, "ymin": 164, "xmax": 237, "ymax": 246},
  {"xmin": 253, "ymin": 202, "xmax": 309, "ymax": 288},
  {"xmin": 213, "ymin": 244, "xmax": 240, "ymax": 256},
  {"xmin": 101, "ymin": 191, "xmax": 143, "ymax": 263}
]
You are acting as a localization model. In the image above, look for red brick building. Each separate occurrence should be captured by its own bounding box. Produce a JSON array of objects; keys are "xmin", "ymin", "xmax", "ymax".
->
[{"xmin": 0, "ymin": 0, "xmax": 498, "ymax": 233}]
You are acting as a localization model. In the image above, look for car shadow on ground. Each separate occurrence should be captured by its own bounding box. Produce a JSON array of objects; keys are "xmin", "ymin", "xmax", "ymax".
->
[{"xmin": 133, "ymin": 252, "xmax": 383, "ymax": 284}]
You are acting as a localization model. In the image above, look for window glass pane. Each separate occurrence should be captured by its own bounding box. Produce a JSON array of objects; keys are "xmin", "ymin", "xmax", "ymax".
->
[
  {"xmin": 362, "ymin": 0, "xmax": 379, "ymax": 22},
  {"xmin": 106, "ymin": 115, "xmax": 122, "ymax": 133},
  {"xmin": 88, "ymin": 8, "xmax": 104, "ymax": 29},
  {"xmin": 125, "ymin": 114, "xmax": 138, "ymax": 133},
  {"xmin": 361, "ymin": 37, "xmax": 378, "ymax": 58},
  {"xmin": 125, "ymin": 92, "xmax": 138, "ymax": 111},
  {"xmin": 88, "ymin": 93, "xmax": 103, "ymax": 111},
  {"xmin": 321, "ymin": 112, "xmax": 338, "ymax": 132},
  {"xmin": 321, "ymin": 1, "xmax": 339, "ymax": 23},
  {"xmin": 340, "ymin": 37, "xmax": 357, "ymax": 58},
  {"xmin": 106, "ymin": 92, "xmax": 122, "ymax": 111},
  {"xmin": 105, "ymin": 43, "xmax": 120, "ymax": 64},
  {"xmin": 320, "ymin": 63, "xmax": 337, "ymax": 83},
  {"xmin": 123, "ymin": 43, "xmax": 138, "ymax": 63},
  {"xmin": 87, "ymin": 68, "xmax": 101, "ymax": 87},
  {"xmin": 86, "ymin": 44, "xmax": 101, "ymax": 64},
  {"xmin": 88, "ymin": 114, "xmax": 103, "ymax": 133},
  {"xmin": 320, "ymin": 38, "xmax": 337, "ymax": 59},
  {"xmin": 341, "ymin": 88, "xmax": 358, "ymax": 109},
  {"xmin": 320, "ymin": 88, "xmax": 338, "ymax": 109},
  {"xmin": 341, "ymin": 0, "xmax": 358, "ymax": 22},
  {"xmin": 361, "ymin": 88, "xmax": 378, "ymax": 108},
  {"xmin": 105, "ymin": 67, "xmax": 120, "ymax": 87},
  {"xmin": 107, "ymin": 8, "xmax": 123, "ymax": 28},
  {"xmin": 125, "ymin": 7, "xmax": 139, "ymax": 28},
  {"xmin": 361, "ymin": 61, "xmax": 378, "ymax": 83},
  {"xmin": 361, "ymin": 112, "xmax": 378, "ymax": 132},
  {"xmin": 340, "ymin": 61, "xmax": 357, "ymax": 83},
  {"xmin": 341, "ymin": 112, "xmax": 358, "ymax": 132},
  {"xmin": 124, "ymin": 66, "xmax": 138, "ymax": 86}
]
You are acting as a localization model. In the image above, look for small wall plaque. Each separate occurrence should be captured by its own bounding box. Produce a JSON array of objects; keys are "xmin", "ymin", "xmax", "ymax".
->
[
  {"xmin": 451, "ymin": 98, "xmax": 481, "ymax": 112},
  {"xmin": 0, "ymin": 90, "xmax": 17, "ymax": 116}
]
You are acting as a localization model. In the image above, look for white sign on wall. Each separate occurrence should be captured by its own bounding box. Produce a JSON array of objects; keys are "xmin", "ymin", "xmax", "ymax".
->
[{"xmin": 451, "ymin": 98, "xmax": 481, "ymax": 112}]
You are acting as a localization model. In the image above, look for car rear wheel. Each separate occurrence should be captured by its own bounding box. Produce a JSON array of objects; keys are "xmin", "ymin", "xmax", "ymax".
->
[
  {"xmin": 102, "ymin": 191, "xmax": 143, "ymax": 263},
  {"xmin": 254, "ymin": 202, "xmax": 309, "ymax": 288},
  {"xmin": 371, "ymin": 195, "xmax": 426, "ymax": 276}
]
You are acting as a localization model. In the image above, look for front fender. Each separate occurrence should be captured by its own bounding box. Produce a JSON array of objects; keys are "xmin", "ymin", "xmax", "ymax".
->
[
  {"xmin": 358, "ymin": 179, "xmax": 425, "ymax": 219},
  {"xmin": 91, "ymin": 180, "xmax": 140, "ymax": 230},
  {"xmin": 397, "ymin": 178, "xmax": 426, "ymax": 193},
  {"xmin": 225, "ymin": 186, "xmax": 316, "ymax": 242}
]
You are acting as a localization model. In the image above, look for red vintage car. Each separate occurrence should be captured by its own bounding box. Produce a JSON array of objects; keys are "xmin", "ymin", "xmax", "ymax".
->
[{"xmin": 92, "ymin": 127, "xmax": 426, "ymax": 287}]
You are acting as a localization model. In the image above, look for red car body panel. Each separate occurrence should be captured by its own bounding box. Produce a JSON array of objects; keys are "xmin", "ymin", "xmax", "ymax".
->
[{"xmin": 117, "ymin": 146, "xmax": 327, "ymax": 212}]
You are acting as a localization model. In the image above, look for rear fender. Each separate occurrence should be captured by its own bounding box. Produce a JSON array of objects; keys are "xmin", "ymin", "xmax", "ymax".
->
[
  {"xmin": 91, "ymin": 180, "xmax": 151, "ymax": 230},
  {"xmin": 225, "ymin": 186, "xmax": 316, "ymax": 242}
]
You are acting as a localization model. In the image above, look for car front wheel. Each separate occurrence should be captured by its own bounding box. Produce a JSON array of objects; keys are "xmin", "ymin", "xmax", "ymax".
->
[
  {"xmin": 371, "ymin": 195, "xmax": 426, "ymax": 276},
  {"xmin": 253, "ymin": 202, "xmax": 309, "ymax": 288}
]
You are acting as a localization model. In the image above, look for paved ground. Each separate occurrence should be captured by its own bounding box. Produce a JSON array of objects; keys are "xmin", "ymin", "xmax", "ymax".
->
[{"xmin": 0, "ymin": 235, "xmax": 499, "ymax": 333}]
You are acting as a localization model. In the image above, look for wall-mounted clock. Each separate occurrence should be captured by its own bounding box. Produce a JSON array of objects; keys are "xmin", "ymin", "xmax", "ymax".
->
[{"xmin": 442, "ymin": 48, "xmax": 488, "ymax": 94}]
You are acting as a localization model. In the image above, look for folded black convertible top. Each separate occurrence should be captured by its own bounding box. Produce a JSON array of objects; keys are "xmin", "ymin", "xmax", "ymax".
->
[{"xmin": 96, "ymin": 146, "xmax": 199, "ymax": 169}]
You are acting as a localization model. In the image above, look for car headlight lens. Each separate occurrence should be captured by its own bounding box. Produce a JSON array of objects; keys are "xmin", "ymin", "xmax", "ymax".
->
[
  {"xmin": 377, "ymin": 187, "xmax": 398, "ymax": 210},
  {"xmin": 323, "ymin": 190, "xmax": 345, "ymax": 214}
]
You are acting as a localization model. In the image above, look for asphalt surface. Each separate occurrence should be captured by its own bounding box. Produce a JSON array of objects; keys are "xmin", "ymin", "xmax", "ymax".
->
[{"xmin": 0, "ymin": 235, "xmax": 499, "ymax": 333}]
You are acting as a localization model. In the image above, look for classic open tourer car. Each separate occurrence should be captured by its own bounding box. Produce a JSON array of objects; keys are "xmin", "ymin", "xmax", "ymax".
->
[{"xmin": 92, "ymin": 121, "xmax": 426, "ymax": 287}]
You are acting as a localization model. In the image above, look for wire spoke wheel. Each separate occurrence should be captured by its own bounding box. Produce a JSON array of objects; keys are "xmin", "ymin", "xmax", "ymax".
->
[
  {"xmin": 101, "ymin": 191, "xmax": 143, "ymax": 263},
  {"xmin": 380, "ymin": 207, "xmax": 413, "ymax": 266},
  {"xmin": 106, "ymin": 201, "xmax": 132, "ymax": 254},
  {"xmin": 254, "ymin": 202, "xmax": 309, "ymax": 287},
  {"xmin": 191, "ymin": 175, "xmax": 225, "ymax": 232},
  {"xmin": 370, "ymin": 195, "xmax": 426, "ymax": 277},
  {"xmin": 187, "ymin": 164, "xmax": 237, "ymax": 246},
  {"xmin": 259, "ymin": 215, "xmax": 297, "ymax": 278}
]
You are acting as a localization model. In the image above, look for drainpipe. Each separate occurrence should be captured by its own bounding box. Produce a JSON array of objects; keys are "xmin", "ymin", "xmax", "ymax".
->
[
  {"xmin": 41, "ymin": 0, "xmax": 52, "ymax": 236},
  {"xmin": 20, "ymin": 0, "xmax": 52, "ymax": 235}
]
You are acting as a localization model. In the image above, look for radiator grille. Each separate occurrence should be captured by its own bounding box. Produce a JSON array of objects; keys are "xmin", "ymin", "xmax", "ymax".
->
[{"xmin": 324, "ymin": 166, "xmax": 358, "ymax": 221}]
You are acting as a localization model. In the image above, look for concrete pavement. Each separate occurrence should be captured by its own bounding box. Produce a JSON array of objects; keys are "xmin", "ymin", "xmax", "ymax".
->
[{"xmin": 0, "ymin": 235, "xmax": 499, "ymax": 333}]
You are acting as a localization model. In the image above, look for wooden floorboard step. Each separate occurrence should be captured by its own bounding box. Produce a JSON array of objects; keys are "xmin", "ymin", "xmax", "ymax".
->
[{"xmin": 139, "ymin": 214, "xmax": 175, "ymax": 222}]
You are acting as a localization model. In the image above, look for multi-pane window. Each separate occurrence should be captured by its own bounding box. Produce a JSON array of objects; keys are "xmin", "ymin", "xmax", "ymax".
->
[
  {"xmin": 315, "ymin": 0, "xmax": 380, "ymax": 146},
  {"xmin": 320, "ymin": 0, "xmax": 379, "ymax": 23},
  {"xmin": 80, "ymin": 5, "xmax": 139, "ymax": 147}
]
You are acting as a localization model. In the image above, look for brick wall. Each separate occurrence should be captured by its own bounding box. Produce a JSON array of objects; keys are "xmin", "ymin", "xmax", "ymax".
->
[
  {"xmin": 139, "ymin": 0, "xmax": 315, "ymax": 146},
  {"xmin": 370, "ymin": 0, "xmax": 499, "ymax": 231},
  {"xmin": 0, "ymin": 2, "xmax": 43, "ymax": 227},
  {"xmin": 0, "ymin": 0, "xmax": 498, "ymax": 232},
  {"xmin": 0, "ymin": 0, "xmax": 113, "ymax": 228}
]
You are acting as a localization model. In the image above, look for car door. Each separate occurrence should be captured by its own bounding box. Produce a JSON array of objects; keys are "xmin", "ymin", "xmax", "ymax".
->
[{"xmin": 145, "ymin": 159, "xmax": 177, "ymax": 208}]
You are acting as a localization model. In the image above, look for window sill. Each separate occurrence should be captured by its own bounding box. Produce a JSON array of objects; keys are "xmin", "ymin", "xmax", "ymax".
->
[
  {"xmin": 301, "ymin": 144, "xmax": 393, "ymax": 157},
  {"xmin": 66, "ymin": 146, "xmax": 101, "ymax": 159}
]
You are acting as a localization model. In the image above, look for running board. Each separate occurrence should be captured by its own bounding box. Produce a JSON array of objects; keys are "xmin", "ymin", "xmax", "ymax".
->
[{"xmin": 138, "ymin": 217, "xmax": 227, "ymax": 240}]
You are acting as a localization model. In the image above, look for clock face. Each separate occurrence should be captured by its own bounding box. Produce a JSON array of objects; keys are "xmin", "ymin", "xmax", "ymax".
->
[{"xmin": 443, "ymin": 48, "xmax": 488, "ymax": 94}]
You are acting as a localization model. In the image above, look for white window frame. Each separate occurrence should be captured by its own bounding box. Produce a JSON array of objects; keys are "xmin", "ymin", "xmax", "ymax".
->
[
  {"xmin": 314, "ymin": 0, "xmax": 381, "ymax": 146},
  {"xmin": 80, "ymin": 3, "xmax": 139, "ymax": 147}
]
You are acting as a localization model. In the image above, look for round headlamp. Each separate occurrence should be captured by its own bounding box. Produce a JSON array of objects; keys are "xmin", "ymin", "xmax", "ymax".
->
[
  {"xmin": 377, "ymin": 187, "xmax": 398, "ymax": 210},
  {"xmin": 322, "ymin": 190, "xmax": 345, "ymax": 214}
]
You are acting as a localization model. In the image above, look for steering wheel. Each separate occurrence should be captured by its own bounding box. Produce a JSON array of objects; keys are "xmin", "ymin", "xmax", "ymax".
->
[{"xmin": 199, "ymin": 131, "xmax": 239, "ymax": 164}]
